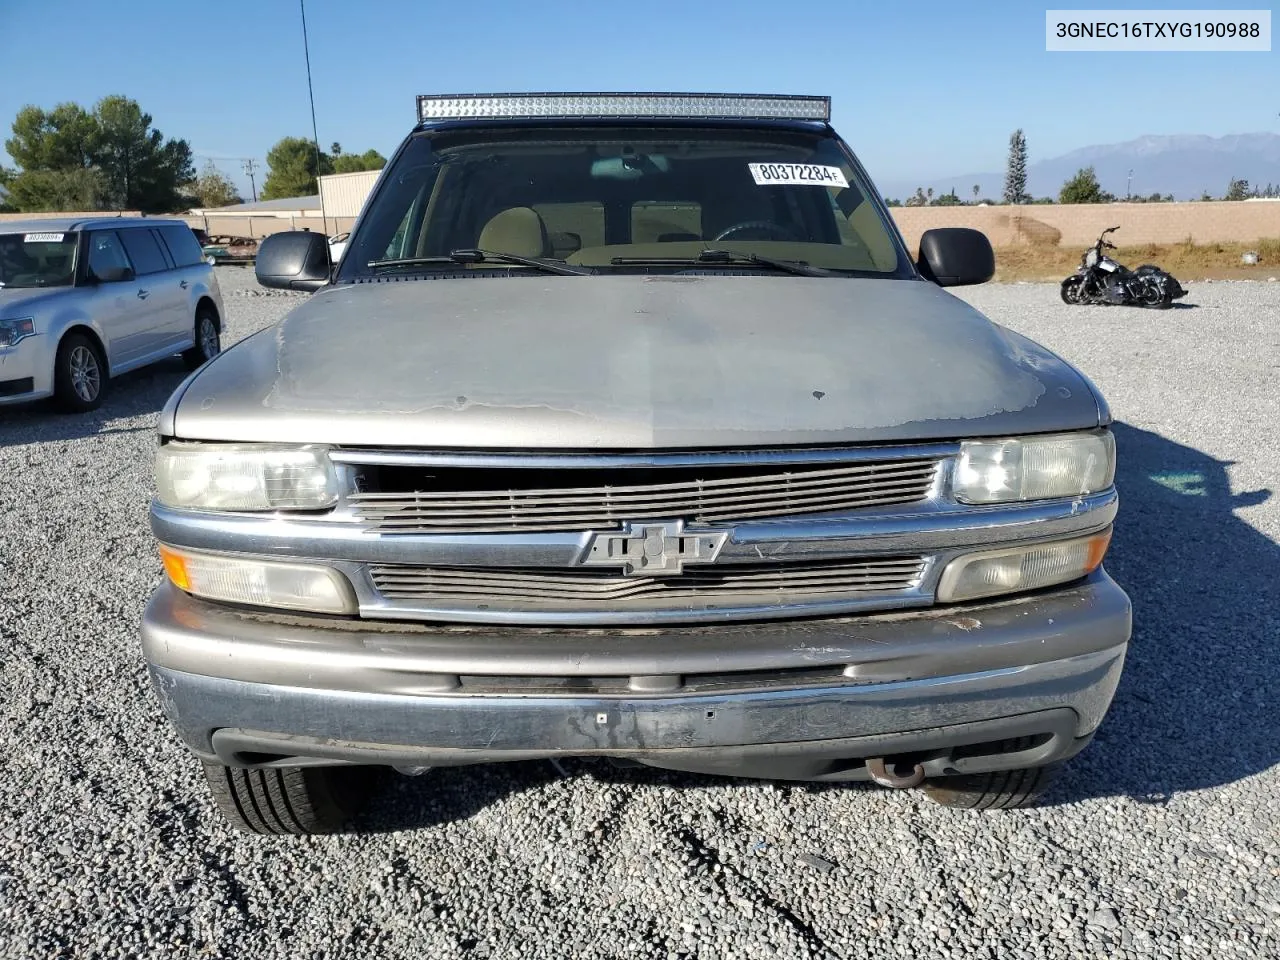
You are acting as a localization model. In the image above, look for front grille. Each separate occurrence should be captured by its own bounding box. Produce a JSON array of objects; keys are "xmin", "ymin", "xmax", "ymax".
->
[
  {"xmin": 368, "ymin": 556, "xmax": 926, "ymax": 611},
  {"xmin": 347, "ymin": 458, "xmax": 941, "ymax": 534}
]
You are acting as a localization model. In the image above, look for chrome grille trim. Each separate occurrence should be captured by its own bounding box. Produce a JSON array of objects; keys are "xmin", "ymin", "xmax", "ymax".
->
[
  {"xmin": 369, "ymin": 556, "xmax": 927, "ymax": 609},
  {"xmin": 348, "ymin": 458, "xmax": 942, "ymax": 534},
  {"xmin": 330, "ymin": 442, "xmax": 961, "ymax": 470}
]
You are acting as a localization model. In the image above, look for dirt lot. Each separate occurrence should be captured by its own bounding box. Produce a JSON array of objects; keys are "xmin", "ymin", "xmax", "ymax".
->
[{"xmin": 993, "ymin": 238, "xmax": 1280, "ymax": 282}]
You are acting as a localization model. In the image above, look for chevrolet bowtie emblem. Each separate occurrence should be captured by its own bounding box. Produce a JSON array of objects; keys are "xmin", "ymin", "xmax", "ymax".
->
[{"xmin": 580, "ymin": 520, "xmax": 729, "ymax": 576}]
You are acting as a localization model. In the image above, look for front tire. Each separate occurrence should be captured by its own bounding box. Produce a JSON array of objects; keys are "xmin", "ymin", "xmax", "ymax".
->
[
  {"xmin": 924, "ymin": 764, "xmax": 1060, "ymax": 809},
  {"xmin": 922, "ymin": 738, "xmax": 1062, "ymax": 810},
  {"xmin": 53, "ymin": 332, "xmax": 107, "ymax": 413},
  {"xmin": 1059, "ymin": 278, "xmax": 1084, "ymax": 305},
  {"xmin": 183, "ymin": 305, "xmax": 221, "ymax": 370},
  {"xmin": 201, "ymin": 761, "xmax": 378, "ymax": 835}
]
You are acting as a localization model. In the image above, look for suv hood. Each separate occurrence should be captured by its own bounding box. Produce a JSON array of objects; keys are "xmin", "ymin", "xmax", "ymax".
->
[
  {"xmin": 0, "ymin": 287, "xmax": 69, "ymax": 316},
  {"xmin": 169, "ymin": 275, "xmax": 1102, "ymax": 448}
]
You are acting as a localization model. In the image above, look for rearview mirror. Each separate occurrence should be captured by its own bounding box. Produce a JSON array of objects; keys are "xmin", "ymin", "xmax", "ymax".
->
[
  {"xmin": 916, "ymin": 228, "xmax": 995, "ymax": 287},
  {"xmin": 255, "ymin": 231, "xmax": 331, "ymax": 292}
]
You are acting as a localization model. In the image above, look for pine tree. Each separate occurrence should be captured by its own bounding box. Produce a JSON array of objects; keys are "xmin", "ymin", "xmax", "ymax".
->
[
  {"xmin": 1224, "ymin": 177, "xmax": 1250, "ymax": 201},
  {"xmin": 1003, "ymin": 129, "xmax": 1029, "ymax": 205}
]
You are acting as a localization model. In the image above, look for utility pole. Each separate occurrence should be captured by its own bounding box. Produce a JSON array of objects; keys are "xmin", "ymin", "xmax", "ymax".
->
[
  {"xmin": 300, "ymin": 0, "xmax": 329, "ymax": 236},
  {"xmin": 242, "ymin": 159, "xmax": 259, "ymax": 202}
]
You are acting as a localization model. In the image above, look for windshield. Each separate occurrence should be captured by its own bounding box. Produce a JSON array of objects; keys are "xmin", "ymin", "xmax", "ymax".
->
[
  {"xmin": 0, "ymin": 231, "xmax": 78, "ymax": 288},
  {"xmin": 340, "ymin": 124, "xmax": 911, "ymax": 280}
]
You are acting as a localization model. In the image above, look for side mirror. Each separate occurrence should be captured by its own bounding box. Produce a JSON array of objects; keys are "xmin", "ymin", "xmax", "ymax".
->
[
  {"xmin": 255, "ymin": 231, "xmax": 331, "ymax": 291},
  {"xmin": 916, "ymin": 228, "xmax": 995, "ymax": 287}
]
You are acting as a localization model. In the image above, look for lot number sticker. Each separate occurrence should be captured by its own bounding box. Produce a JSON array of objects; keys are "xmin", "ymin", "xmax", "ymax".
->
[
  {"xmin": 24, "ymin": 232, "xmax": 65, "ymax": 242},
  {"xmin": 749, "ymin": 163, "xmax": 848, "ymax": 188}
]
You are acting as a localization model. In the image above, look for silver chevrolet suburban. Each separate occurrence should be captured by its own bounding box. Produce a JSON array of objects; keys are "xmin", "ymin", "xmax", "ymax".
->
[{"xmin": 140, "ymin": 94, "xmax": 1129, "ymax": 834}]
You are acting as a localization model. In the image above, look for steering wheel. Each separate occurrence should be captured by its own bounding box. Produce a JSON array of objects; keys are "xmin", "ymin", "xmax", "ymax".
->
[{"xmin": 712, "ymin": 220, "xmax": 801, "ymax": 242}]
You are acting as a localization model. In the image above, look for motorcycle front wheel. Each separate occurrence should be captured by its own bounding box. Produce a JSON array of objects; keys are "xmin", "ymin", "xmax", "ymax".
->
[{"xmin": 1060, "ymin": 278, "xmax": 1085, "ymax": 305}]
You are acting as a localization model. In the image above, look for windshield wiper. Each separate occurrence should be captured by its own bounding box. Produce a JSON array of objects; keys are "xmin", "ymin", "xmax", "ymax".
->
[
  {"xmin": 609, "ymin": 249, "xmax": 835, "ymax": 278},
  {"xmin": 368, "ymin": 248, "xmax": 592, "ymax": 277}
]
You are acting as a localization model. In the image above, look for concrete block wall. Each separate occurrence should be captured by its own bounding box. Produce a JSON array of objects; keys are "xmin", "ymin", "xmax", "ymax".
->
[
  {"xmin": 4, "ymin": 203, "xmax": 1276, "ymax": 249},
  {"xmin": 0, "ymin": 210, "xmax": 142, "ymax": 221},
  {"xmin": 889, "ymin": 201, "xmax": 1280, "ymax": 251},
  {"xmin": 180, "ymin": 215, "xmax": 357, "ymax": 239}
]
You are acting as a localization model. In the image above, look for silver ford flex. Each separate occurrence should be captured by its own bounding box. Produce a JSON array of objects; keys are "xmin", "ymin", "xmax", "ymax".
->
[
  {"xmin": 140, "ymin": 94, "xmax": 1130, "ymax": 834},
  {"xmin": 0, "ymin": 218, "xmax": 223, "ymax": 412}
]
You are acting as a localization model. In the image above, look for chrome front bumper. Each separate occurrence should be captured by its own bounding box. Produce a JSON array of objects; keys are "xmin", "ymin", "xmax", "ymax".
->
[{"xmin": 142, "ymin": 573, "xmax": 1130, "ymax": 777}]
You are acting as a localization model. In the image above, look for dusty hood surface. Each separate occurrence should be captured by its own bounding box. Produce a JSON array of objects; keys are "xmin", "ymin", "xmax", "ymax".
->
[{"xmin": 169, "ymin": 275, "xmax": 1101, "ymax": 448}]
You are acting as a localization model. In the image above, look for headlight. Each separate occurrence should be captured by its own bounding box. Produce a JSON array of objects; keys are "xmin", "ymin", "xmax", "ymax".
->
[
  {"xmin": 0, "ymin": 317, "xmax": 36, "ymax": 347},
  {"xmin": 159, "ymin": 545, "xmax": 356, "ymax": 614},
  {"xmin": 937, "ymin": 529, "xmax": 1111, "ymax": 603},
  {"xmin": 155, "ymin": 443, "xmax": 337, "ymax": 511},
  {"xmin": 952, "ymin": 431, "xmax": 1114, "ymax": 504}
]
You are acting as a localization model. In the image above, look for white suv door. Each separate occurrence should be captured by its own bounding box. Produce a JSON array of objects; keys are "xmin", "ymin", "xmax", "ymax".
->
[
  {"xmin": 83, "ymin": 230, "xmax": 154, "ymax": 369},
  {"xmin": 155, "ymin": 224, "xmax": 209, "ymax": 353},
  {"xmin": 117, "ymin": 227, "xmax": 189, "ymax": 364}
]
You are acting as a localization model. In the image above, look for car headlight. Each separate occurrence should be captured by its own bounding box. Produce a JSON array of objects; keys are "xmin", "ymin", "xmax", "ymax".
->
[
  {"xmin": 155, "ymin": 442, "xmax": 337, "ymax": 511},
  {"xmin": 952, "ymin": 431, "xmax": 1114, "ymax": 504},
  {"xmin": 159, "ymin": 545, "xmax": 356, "ymax": 614},
  {"xmin": 0, "ymin": 317, "xmax": 36, "ymax": 347},
  {"xmin": 937, "ymin": 529, "xmax": 1111, "ymax": 603}
]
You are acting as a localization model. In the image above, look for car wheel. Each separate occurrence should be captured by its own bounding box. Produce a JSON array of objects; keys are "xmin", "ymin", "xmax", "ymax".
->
[
  {"xmin": 922, "ymin": 738, "xmax": 1062, "ymax": 810},
  {"xmin": 53, "ymin": 332, "xmax": 107, "ymax": 413},
  {"xmin": 183, "ymin": 306, "xmax": 221, "ymax": 370},
  {"xmin": 200, "ymin": 761, "xmax": 379, "ymax": 835}
]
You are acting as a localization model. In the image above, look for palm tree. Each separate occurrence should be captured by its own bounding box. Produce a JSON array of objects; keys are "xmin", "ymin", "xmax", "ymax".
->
[{"xmin": 973, "ymin": 184, "xmax": 980, "ymax": 200}]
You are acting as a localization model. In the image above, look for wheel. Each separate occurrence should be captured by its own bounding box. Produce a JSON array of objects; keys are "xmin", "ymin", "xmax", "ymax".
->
[
  {"xmin": 1059, "ymin": 278, "xmax": 1084, "ymax": 305},
  {"xmin": 53, "ymin": 332, "xmax": 107, "ymax": 413},
  {"xmin": 200, "ymin": 761, "xmax": 378, "ymax": 834},
  {"xmin": 1141, "ymin": 285, "xmax": 1174, "ymax": 310},
  {"xmin": 183, "ymin": 305, "xmax": 221, "ymax": 370},
  {"xmin": 922, "ymin": 739, "xmax": 1062, "ymax": 810}
]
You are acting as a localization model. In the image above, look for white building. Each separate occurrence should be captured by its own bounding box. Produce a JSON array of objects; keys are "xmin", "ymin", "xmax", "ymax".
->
[
  {"xmin": 186, "ymin": 169, "xmax": 382, "ymax": 239},
  {"xmin": 318, "ymin": 169, "xmax": 381, "ymax": 219}
]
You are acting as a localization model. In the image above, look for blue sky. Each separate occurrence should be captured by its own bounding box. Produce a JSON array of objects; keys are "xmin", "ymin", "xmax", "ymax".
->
[{"xmin": 2, "ymin": 0, "xmax": 1274, "ymax": 196}]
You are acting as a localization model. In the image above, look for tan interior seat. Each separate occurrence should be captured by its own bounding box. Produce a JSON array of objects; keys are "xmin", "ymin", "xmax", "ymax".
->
[
  {"xmin": 477, "ymin": 207, "xmax": 550, "ymax": 257},
  {"xmin": 548, "ymin": 231, "xmax": 582, "ymax": 258}
]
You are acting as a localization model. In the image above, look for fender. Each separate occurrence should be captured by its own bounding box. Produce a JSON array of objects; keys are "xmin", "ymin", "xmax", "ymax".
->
[
  {"xmin": 180, "ymin": 272, "xmax": 226, "ymax": 330},
  {"xmin": 42, "ymin": 299, "xmax": 112, "ymax": 373}
]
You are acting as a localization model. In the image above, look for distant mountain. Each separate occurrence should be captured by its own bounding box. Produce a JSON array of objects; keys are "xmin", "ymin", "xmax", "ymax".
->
[{"xmin": 877, "ymin": 132, "xmax": 1280, "ymax": 202}]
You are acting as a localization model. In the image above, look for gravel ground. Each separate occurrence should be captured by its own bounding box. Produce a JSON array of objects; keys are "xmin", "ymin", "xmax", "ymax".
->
[{"xmin": 0, "ymin": 267, "xmax": 1277, "ymax": 959}]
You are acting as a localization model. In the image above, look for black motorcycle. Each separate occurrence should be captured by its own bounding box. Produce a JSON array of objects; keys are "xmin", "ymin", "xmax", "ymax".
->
[{"xmin": 1060, "ymin": 226, "xmax": 1186, "ymax": 309}]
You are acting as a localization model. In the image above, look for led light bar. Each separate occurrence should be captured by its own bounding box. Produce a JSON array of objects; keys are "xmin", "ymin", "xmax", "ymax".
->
[{"xmin": 416, "ymin": 92, "xmax": 831, "ymax": 123}]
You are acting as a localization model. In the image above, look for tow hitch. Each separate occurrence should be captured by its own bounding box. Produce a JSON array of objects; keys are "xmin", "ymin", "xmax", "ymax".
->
[{"xmin": 866, "ymin": 757, "xmax": 926, "ymax": 789}]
